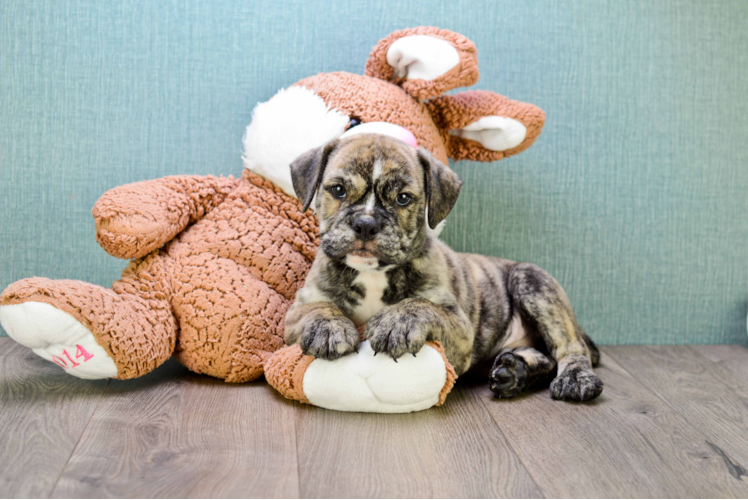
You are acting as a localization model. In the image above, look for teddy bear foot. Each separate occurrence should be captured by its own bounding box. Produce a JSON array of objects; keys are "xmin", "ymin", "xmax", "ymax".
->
[
  {"xmin": 265, "ymin": 340, "xmax": 457, "ymax": 413},
  {"xmin": 0, "ymin": 302, "xmax": 118, "ymax": 380}
]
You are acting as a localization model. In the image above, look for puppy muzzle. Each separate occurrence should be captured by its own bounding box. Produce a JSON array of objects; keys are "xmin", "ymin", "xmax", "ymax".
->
[{"xmin": 351, "ymin": 215, "xmax": 381, "ymax": 242}]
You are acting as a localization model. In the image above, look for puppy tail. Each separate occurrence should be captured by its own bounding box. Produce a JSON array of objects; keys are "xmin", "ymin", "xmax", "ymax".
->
[{"xmin": 579, "ymin": 328, "xmax": 601, "ymax": 367}]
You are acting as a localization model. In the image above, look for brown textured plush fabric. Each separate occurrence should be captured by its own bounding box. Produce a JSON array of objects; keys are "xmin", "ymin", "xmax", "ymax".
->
[
  {"xmin": 426, "ymin": 90, "xmax": 547, "ymax": 162},
  {"xmin": 365, "ymin": 26, "xmax": 479, "ymax": 101},
  {"xmin": 94, "ymin": 175, "xmax": 241, "ymax": 260},
  {"xmin": 168, "ymin": 171, "xmax": 319, "ymax": 382},
  {"xmin": 1, "ymin": 171, "xmax": 318, "ymax": 382},
  {"xmin": 296, "ymin": 72, "xmax": 450, "ymax": 165},
  {"xmin": 264, "ymin": 344, "xmax": 314, "ymax": 404},
  {"xmin": 1, "ymin": 255, "xmax": 177, "ymax": 380}
]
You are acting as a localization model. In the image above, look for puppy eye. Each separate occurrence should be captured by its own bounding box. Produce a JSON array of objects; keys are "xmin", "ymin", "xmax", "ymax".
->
[
  {"xmin": 329, "ymin": 185, "xmax": 347, "ymax": 199},
  {"xmin": 395, "ymin": 193, "xmax": 412, "ymax": 206}
]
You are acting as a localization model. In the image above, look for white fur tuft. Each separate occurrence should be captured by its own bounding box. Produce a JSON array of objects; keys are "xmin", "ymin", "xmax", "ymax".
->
[
  {"xmin": 429, "ymin": 220, "xmax": 446, "ymax": 238},
  {"xmin": 242, "ymin": 86, "xmax": 349, "ymax": 197}
]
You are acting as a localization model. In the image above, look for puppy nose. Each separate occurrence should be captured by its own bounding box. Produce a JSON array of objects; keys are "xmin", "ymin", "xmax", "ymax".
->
[{"xmin": 352, "ymin": 216, "xmax": 381, "ymax": 242}]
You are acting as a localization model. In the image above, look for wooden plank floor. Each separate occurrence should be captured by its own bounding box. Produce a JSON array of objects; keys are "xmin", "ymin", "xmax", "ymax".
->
[{"xmin": 2, "ymin": 337, "xmax": 748, "ymax": 498}]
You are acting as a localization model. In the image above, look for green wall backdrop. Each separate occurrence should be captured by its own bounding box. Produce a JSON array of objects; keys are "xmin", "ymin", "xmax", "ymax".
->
[{"xmin": 1, "ymin": 0, "xmax": 746, "ymax": 344}]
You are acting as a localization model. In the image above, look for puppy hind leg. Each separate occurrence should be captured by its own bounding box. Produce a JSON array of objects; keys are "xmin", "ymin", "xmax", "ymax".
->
[
  {"xmin": 507, "ymin": 262, "xmax": 603, "ymax": 402},
  {"xmin": 489, "ymin": 347, "xmax": 556, "ymax": 398}
]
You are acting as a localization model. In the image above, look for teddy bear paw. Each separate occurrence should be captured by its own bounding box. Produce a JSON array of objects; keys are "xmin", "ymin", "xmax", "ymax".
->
[{"xmin": 0, "ymin": 302, "xmax": 118, "ymax": 379}]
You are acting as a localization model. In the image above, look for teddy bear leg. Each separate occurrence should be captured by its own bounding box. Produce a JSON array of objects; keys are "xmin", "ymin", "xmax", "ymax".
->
[
  {"xmin": 0, "ymin": 253, "xmax": 177, "ymax": 380},
  {"xmin": 170, "ymin": 258, "xmax": 290, "ymax": 383}
]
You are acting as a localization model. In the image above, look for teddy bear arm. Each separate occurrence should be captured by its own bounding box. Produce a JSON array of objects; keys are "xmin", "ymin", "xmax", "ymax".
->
[{"xmin": 93, "ymin": 175, "xmax": 241, "ymax": 259}]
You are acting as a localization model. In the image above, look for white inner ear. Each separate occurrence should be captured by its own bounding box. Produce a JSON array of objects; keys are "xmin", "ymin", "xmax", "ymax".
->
[
  {"xmin": 449, "ymin": 116, "xmax": 527, "ymax": 151},
  {"xmin": 386, "ymin": 35, "xmax": 460, "ymax": 81},
  {"xmin": 242, "ymin": 86, "xmax": 349, "ymax": 197}
]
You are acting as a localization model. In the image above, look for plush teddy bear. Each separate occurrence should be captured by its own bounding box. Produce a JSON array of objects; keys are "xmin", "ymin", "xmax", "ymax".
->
[{"xmin": 0, "ymin": 28, "xmax": 545, "ymax": 403}]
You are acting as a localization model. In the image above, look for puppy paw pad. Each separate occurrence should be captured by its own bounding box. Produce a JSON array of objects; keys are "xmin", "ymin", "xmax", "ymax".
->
[{"xmin": 489, "ymin": 352, "xmax": 528, "ymax": 398}]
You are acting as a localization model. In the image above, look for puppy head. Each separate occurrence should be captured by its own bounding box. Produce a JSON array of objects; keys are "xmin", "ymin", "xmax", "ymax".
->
[{"xmin": 290, "ymin": 134, "xmax": 462, "ymax": 270}]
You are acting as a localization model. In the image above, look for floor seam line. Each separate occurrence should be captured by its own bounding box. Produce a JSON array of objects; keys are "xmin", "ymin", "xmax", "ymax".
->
[
  {"xmin": 601, "ymin": 346, "xmax": 747, "ymax": 467},
  {"xmin": 685, "ymin": 344, "xmax": 748, "ymax": 390},
  {"xmin": 292, "ymin": 400, "xmax": 302, "ymax": 499},
  {"xmin": 602, "ymin": 346, "xmax": 719, "ymax": 423},
  {"xmin": 470, "ymin": 386, "xmax": 548, "ymax": 499},
  {"xmin": 47, "ymin": 378, "xmax": 111, "ymax": 498}
]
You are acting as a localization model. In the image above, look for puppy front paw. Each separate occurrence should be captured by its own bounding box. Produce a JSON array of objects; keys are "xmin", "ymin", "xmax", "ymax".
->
[
  {"xmin": 550, "ymin": 366, "xmax": 603, "ymax": 401},
  {"xmin": 299, "ymin": 317, "xmax": 359, "ymax": 360},
  {"xmin": 365, "ymin": 306, "xmax": 429, "ymax": 360}
]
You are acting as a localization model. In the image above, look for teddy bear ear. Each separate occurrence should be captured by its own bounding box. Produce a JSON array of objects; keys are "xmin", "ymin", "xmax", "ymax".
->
[
  {"xmin": 364, "ymin": 27, "xmax": 479, "ymax": 101},
  {"xmin": 425, "ymin": 90, "xmax": 546, "ymax": 162}
]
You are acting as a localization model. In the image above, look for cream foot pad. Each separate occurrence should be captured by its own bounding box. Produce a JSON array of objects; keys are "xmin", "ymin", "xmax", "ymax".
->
[
  {"xmin": 0, "ymin": 302, "xmax": 118, "ymax": 379},
  {"xmin": 265, "ymin": 340, "xmax": 456, "ymax": 413}
]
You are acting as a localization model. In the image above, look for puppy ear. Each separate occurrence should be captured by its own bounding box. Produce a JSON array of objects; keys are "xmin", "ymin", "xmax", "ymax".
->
[
  {"xmin": 417, "ymin": 148, "xmax": 463, "ymax": 229},
  {"xmin": 290, "ymin": 140, "xmax": 339, "ymax": 212},
  {"xmin": 426, "ymin": 90, "xmax": 546, "ymax": 162},
  {"xmin": 365, "ymin": 27, "xmax": 479, "ymax": 101}
]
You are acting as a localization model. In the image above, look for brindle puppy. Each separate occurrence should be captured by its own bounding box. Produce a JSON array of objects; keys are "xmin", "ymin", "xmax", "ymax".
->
[{"xmin": 285, "ymin": 134, "xmax": 603, "ymax": 401}]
